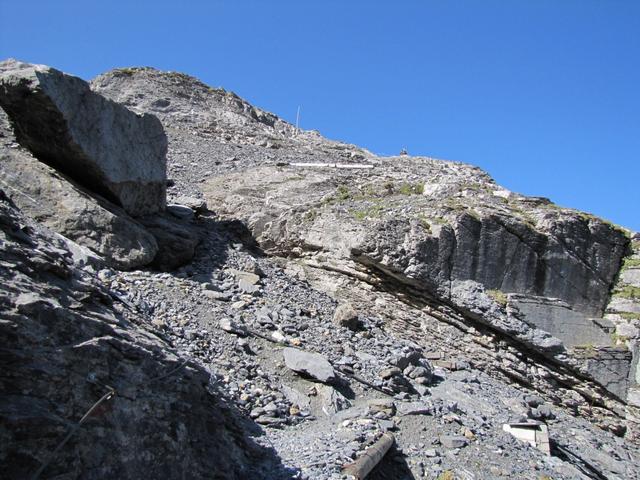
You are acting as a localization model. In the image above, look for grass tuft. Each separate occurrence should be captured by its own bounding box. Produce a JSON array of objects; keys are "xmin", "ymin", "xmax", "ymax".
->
[{"xmin": 487, "ymin": 289, "xmax": 508, "ymax": 307}]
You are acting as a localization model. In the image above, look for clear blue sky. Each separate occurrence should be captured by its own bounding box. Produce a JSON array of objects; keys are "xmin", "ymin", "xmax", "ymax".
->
[{"xmin": 1, "ymin": 1, "xmax": 638, "ymax": 231}]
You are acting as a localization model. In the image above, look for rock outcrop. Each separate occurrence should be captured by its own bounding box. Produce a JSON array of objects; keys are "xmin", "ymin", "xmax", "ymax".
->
[
  {"xmin": 355, "ymin": 209, "xmax": 628, "ymax": 317},
  {"xmin": 0, "ymin": 109, "xmax": 158, "ymax": 269},
  {"xmin": 0, "ymin": 59, "xmax": 167, "ymax": 216},
  {"xmin": 197, "ymin": 158, "xmax": 636, "ymax": 399}
]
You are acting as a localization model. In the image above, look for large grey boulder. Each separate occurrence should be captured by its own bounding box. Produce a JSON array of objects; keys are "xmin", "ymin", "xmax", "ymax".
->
[
  {"xmin": 0, "ymin": 108, "xmax": 158, "ymax": 269},
  {"xmin": 282, "ymin": 347, "xmax": 337, "ymax": 384},
  {"xmin": 0, "ymin": 59, "xmax": 167, "ymax": 216}
]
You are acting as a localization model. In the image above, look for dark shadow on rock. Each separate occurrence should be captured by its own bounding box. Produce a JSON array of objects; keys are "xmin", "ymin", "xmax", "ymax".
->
[
  {"xmin": 138, "ymin": 211, "xmax": 201, "ymax": 271},
  {"xmin": 367, "ymin": 443, "xmax": 416, "ymax": 480},
  {"xmin": 333, "ymin": 377, "xmax": 357, "ymax": 401},
  {"xmin": 164, "ymin": 215, "xmax": 266, "ymax": 280},
  {"xmin": 429, "ymin": 373, "xmax": 446, "ymax": 387},
  {"xmin": 217, "ymin": 218, "xmax": 264, "ymax": 255},
  {"xmin": 160, "ymin": 214, "xmax": 229, "ymax": 277},
  {"xmin": 0, "ymin": 197, "xmax": 296, "ymax": 479},
  {"xmin": 551, "ymin": 440, "xmax": 608, "ymax": 480}
]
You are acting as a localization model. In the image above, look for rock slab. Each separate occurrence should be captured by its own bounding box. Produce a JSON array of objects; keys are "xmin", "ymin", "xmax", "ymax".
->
[
  {"xmin": 282, "ymin": 347, "xmax": 337, "ymax": 384},
  {"xmin": 0, "ymin": 59, "xmax": 167, "ymax": 216},
  {"xmin": 0, "ymin": 107, "xmax": 158, "ymax": 269}
]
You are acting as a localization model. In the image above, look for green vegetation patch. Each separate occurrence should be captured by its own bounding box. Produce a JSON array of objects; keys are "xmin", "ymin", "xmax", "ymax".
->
[
  {"xmin": 487, "ymin": 289, "xmax": 508, "ymax": 307},
  {"xmin": 431, "ymin": 216, "xmax": 448, "ymax": 225},
  {"xmin": 326, "ymin": 180, "xmax": 425, "ymax": 206},
  {"xmin": 381, "ymin": 181, "xmax": 424, "ymax": 196},
  {"xmin": 397, "ymin": 182, "xmax": 425, "ymax": 195},
  {"xmin": 416, "ymin": 214, "xmax": 432, "ymax": 233},
  {"xmin": 508, "ymin": 206, "xmax": 537, "ymax": 228},
  {"xmin": 619, "ymin": 312, "xmax": 640, "ymax": 321},
  {"xmin": 611, "ymin": 332, "xmax": 630, "ymax": 345},
  {"xmin": 574, "ymin": 343, "xmax": 599, "ymax": 358},
  {"xmin": 350, "ymin": 203, "xmax": 385, "ymax": 221},
  {"xmin": 614, "ymin": 285, "xmax": 640, "ymax": 300},
  {"xmin": 303, "ymin": 209, "xmax": 318, "ymax": 222},
  {"xmin": 437, "ymin": 471, "xmax": 455, "ymax": 480},
  {"xmin": 622, "ymin": 257, "xmax": 640, "ymax": 269},
  {"xmin": 114, "ymin": 67, "xmax": 140, "ymax": 76},
  {"xmin": 461, "ymin": 182, "xmax": 489, "ymax": 193},
  {"xmin": 336, "ymin": 184, "xmax": 351, "ymax": 201}
]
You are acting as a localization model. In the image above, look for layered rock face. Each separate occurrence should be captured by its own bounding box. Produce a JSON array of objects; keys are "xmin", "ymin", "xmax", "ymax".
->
[
  {"xmin": 200, "ymin": 150, "xmax": 634, "ymax": 400},
  {"xmin": 0, "ymin": 59, "xmax": 167, "ymax": 216},
  {"xmin": 355, "ymin": 209, "xmax": 627, "ymax": 316}
]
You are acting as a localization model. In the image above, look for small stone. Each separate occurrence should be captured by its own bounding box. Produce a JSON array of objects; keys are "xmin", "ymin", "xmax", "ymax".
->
[
  {"xmin": 219, "ymin": 318, "xmax": 247, "ymax": 336},
  {"xmin": 524, "ymin": 395, "xmax": 544, "ymax": 408},
  {"xmin": 151, "ymin": 318, "xmax": 166, "ymax": 328},
  {"xmin": 255, "ymin": 415, "xmax": 282, "ymax": 426},
  {"xmin": 414, "ymin": 384, "xmax": 429, "ymax": 396},
  {"xmin": 250, "ymin": 407, "xmax": 263, "ymax": 419},
  {"xmin": 378, "ymin": 419, "xmax": 396, "ymax": 431},
  {"xmin": 238, "ymin": 278, "xmax": 259, "ymax": 294},
  {"xmin": 231, "ymin": 301, "xmax": 246, "ymax": 310},
  {"xmin": 174, "ymin": 195, "xmax": 207, "ymax": 213},
  {"xmin": 167, "ymin": 204, "xmax": 195, "ymax": 221},
  {"xmin": 203, "ymin": 290, "xmax": 232, "ymax": 301},
  {"xmin": 379, "ymin": 367, "xmax": 402, "ymax": 380},
  {"xmin": 263, "ymin": 402, "xmax": 278, "ymax": 414},
  {"xmin": 440, "ymin": 435, "xmax": 468, "ymax": 449},
  {"xmin": 271, "ymin": 331, "xmax": 287, "ymax": 343},
  {"xmin": 229, "ymin": 269, "xmax": 260, "ymax": 285},
  {"xmin": 332, "ymin": 302, "xmax": 361, "ymax": 330},
  {"xmin": 367, "ymin": 398, "xmax": 396, "ymax": 416},
  {"xmin": 281, "ymin": 385, "xmax": 311, "ymax": 409},
  {"xmin": 319, "ymin": 385, "xmax": 351, "ymax": 416},
  {"xmin": 396, "ymin": 401, "xmax": 432, "ymax": 416}
]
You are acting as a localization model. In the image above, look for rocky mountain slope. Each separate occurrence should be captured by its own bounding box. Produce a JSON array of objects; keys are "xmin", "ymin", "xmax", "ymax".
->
[{"xmin": 1, "ymin": 59, "xmax": 640, "ymax": 479}]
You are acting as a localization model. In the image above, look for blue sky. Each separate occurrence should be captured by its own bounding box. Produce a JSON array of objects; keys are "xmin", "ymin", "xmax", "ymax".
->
[{"xmin": 1, "ymin": 1, "xmax": 638, "ymax": 231}]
